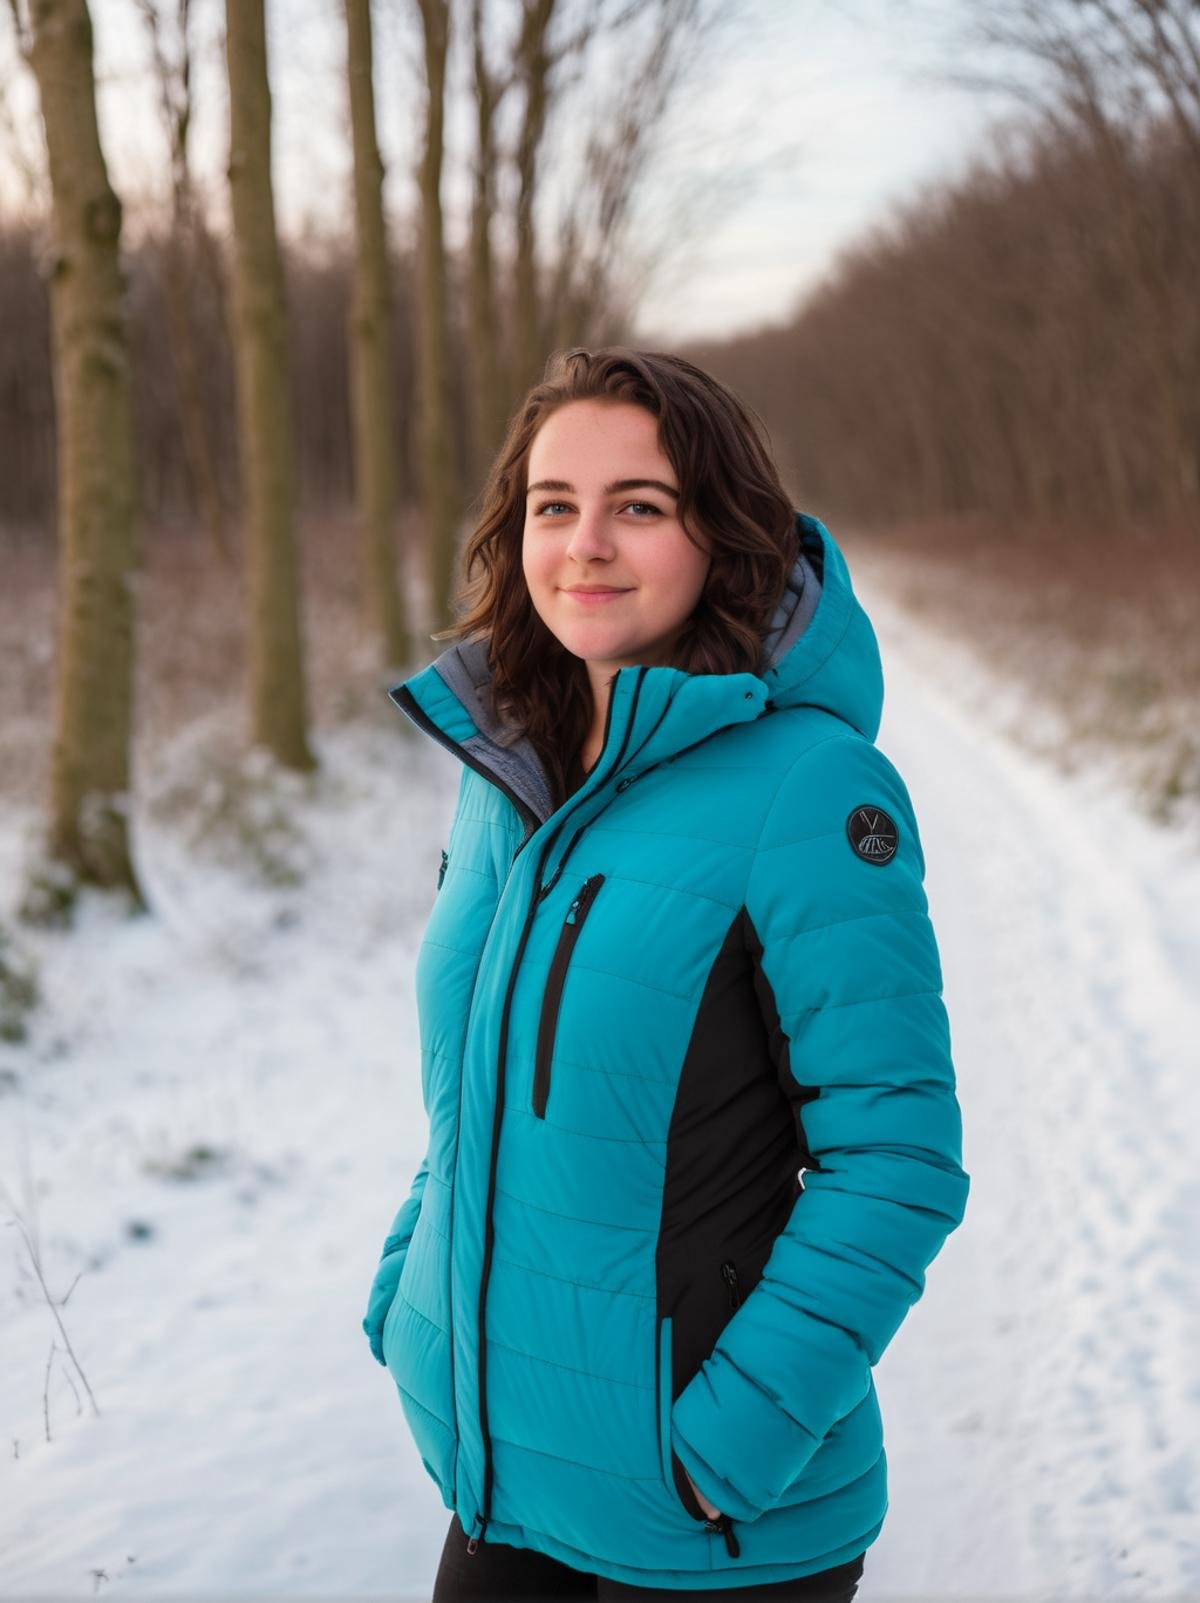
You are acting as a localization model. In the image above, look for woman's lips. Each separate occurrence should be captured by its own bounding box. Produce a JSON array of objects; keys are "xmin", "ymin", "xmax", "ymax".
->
[{"xmin": 561, "ymin": 587, "xmax": 632, "ymax": 605}]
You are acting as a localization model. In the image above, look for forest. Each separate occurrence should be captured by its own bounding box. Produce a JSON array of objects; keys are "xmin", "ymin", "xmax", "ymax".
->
[
  {"xmin": 2, "ymin": 6, "xmax": 1198, "ymax": 1596},
  {"xmin": 0, "ymin": 0, "xmax": 1196, "ymax": 923}
]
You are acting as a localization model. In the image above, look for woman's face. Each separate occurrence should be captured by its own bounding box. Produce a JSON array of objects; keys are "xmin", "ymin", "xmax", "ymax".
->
[{"xmin": 521, "ymin": 399, "xmax": 711, "ymax": 672}]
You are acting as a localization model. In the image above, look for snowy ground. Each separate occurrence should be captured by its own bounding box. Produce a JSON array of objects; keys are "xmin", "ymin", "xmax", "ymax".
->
[{"xmin": 1, "ymin": 576, "xmax": 1197, "ymax": 1600}]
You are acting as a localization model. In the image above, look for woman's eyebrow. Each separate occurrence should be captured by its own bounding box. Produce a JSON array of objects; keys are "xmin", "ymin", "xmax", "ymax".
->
[{"xmin": 526, "ymin": 477, "xmax": 680, "ymax": 499}]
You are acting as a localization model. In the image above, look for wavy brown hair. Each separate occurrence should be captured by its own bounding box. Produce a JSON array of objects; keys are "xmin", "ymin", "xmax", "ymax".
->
[{"xmin": 435, "ymin": 346, "xmax": 799, "ymax": 807}]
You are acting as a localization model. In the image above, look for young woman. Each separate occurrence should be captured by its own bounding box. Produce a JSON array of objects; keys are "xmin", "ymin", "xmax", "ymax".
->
[{"xmin": 362, "ymin": 348, "xmax": 970, "ymax": 1601}]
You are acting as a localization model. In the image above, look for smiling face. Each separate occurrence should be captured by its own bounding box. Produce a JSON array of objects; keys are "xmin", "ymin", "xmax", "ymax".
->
[{"xmin": 521, "ymin": 400, "xmax": 712, "ymax": 677}]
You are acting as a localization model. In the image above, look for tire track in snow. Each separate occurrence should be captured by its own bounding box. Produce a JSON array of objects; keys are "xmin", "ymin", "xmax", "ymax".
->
[{"xmin": 854, "ymin": 577, "xmax": 1199, "ymax": 1596}]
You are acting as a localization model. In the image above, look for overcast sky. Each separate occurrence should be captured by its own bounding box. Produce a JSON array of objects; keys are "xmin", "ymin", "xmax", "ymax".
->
[
  {"xmin": 628, "ymin": 0, "xmax": 1017, "ymax": 340},
  {"xmin": 0, "ymin": 0, "xmax": 1020, "ymax": 344}
]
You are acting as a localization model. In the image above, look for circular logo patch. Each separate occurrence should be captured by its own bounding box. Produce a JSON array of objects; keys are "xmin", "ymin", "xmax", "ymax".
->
[{"xmin": 846, "ymin": 804, "xmax": 899, "ymax": 865}]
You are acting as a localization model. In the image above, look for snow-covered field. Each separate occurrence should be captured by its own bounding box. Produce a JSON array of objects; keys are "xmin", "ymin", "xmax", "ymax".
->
[{"xmin": 1, "ymin": 576, "xmax": 1197, "ymax": 1599}]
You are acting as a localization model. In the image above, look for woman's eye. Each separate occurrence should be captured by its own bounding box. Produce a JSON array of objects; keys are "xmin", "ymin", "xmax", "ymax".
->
[{"xmin": 532, "ymin": 500, "xmax": 662, "ymax": 517}]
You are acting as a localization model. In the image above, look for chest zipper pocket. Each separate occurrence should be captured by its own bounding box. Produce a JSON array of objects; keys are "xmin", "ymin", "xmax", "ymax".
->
[{"xmin": 532, "ymin": 873, "xmax": 605, "ymax": 1119}]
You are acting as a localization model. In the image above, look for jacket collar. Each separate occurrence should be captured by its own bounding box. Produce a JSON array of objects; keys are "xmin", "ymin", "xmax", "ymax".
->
[{"xmin": 387, "ymin": 512, "xmax": 882, "ymax": 829}]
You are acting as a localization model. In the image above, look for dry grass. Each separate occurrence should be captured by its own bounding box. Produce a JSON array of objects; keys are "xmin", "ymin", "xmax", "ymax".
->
[
  {"xmin": 0, "ymin": 507, "xmax": 434, "ymax": 813},
  {"xmin": 847, "ymin": 513, "xmax": 1200, "ymax": 829}
]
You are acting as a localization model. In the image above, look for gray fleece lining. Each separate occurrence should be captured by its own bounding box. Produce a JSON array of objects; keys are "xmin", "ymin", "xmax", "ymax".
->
[
  {"xmin": 759, "ymin": 547, "xmax": 822, "ymax": 674},
  {"xmin": 435, "ymin": 637, "xmax": 557, "ymax": 824}
]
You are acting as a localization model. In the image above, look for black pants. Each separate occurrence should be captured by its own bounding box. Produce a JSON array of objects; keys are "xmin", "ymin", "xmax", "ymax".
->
[{"xmin": 432, "ymin": 1514, "xmax": 866, "ymax": 1602}]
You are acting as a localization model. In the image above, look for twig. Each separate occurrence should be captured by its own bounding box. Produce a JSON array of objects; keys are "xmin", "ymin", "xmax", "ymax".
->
[
  {"xmin": 60, "ymin": 1348, "xmax": 82, "ymax": 1415},
  {"xmin": 1, "ymin": 1183, "xmax": 101, "ymax": 1417},
  {"xmin": 42, "ymin": 1336, "xmax": 53, "ymax": 1443}
]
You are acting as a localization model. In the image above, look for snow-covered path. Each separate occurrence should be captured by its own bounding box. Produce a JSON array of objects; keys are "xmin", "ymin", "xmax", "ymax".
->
[
  {"xmin": 861, "ymin": 582, "xmax": 1200, "ymax": 1596},
  {"xmin": 1, "ymin": 586, "xmax": 1197, "ymax": 1598}
]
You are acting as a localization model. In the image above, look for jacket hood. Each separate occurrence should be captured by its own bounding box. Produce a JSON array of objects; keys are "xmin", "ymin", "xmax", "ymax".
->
[
  {"xmin": 757, "ymin": 512, "xmax": 883, "ymax": 736},
  {"xmin": 388, "ymin": 511, "xmax": 884, "ymax": 825}
]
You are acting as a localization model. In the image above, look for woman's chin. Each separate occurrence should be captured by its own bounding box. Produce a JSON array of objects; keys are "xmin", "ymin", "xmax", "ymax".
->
[{"xmin": 554, "ymin": 627, "xmax": 642, "ymax": 665}]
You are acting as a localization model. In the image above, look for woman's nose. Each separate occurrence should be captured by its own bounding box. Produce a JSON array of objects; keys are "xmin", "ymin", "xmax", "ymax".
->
[{"xmin": 565, "ymin": 508, "xmax": 616, "ymax": 562}]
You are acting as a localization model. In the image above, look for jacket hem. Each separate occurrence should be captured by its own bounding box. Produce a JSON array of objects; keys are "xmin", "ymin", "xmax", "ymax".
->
[{"xmin": 462, "ymin": 1512, "xmax": 885, "ymax": 1590}]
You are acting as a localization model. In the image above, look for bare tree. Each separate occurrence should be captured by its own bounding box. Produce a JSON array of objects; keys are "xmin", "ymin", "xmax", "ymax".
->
[
  {"xmin": 708, "ymin": 97, "xmax": 1199, "ymax": 538},
  {"xmin": 345, "ymin": 0, "xmax": 410, "ymax": 668},
  {"xmin": 413, "ymin": 0, "xmax": 459, "ymax": 633},
  {"xmin": 224, "ymin": 0, "xmax": 315, "ymax": 771},
  {"xmin": 492, "ymin": 0, "xmax": 756, "ymax": 392},
  {"xmin": 544, "ymin": 0, "xmax": 719, "ymax": 352},
  {"xmin": 10, "ymin": 0, "xmax": 145, "ymax": 917},
  {"xmin": 467, "ymin": 0, "xmax": 516, "ymax": 482},
  {"xmin": 0, "ymin": 27, "xmax": 46, "ymax": 217},
  {"xmin": 510, "ymin": 0, "xmax": 562, "ymax": 397},
  {"xmin": 135, "ymin": 0, "xmax": 231, "ymax": 564},
  {"xmin": 465, "ymin": 0, "xmax": 608, "ymax": 471},
  {"xmin": 958, "ymin": 0, "xmax": 1199, "ymax": 513},
  {"xmin": 1083, "ymin": 0, "xmax": 1200, "ymax": 170}
]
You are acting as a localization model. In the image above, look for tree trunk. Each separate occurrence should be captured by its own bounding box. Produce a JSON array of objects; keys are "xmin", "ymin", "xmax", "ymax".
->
[
  {"xmin": 135, "ymin": 0, "xmax": 231, "ymax": 563},
  {"xmin": 224, "ymin": 0, "xmax": 315, "ymax": 770},
  {"xmin": 513, "ymin": 0, "xmax": 558, "ymax": 398},
  {"xmin": 467, "ymin": 0, "xmax": 510, "ymax": 486},
  {"xmin": 415, "ymin": 0, "xmax": 460, "ymax": 633},
  {"xmin": 345, "ymin": 0, "xmax": 410, "ymax": 669},
  {"xmin": 163, "ymin": 219, "xmax": 231, "ymax": 562},
  {"xmin": 25, "ymin": 0, "xmax": 145, "ymax": 915}
]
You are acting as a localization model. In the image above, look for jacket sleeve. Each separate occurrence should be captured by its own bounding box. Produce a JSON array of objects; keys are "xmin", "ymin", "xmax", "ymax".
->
[
  {"xmin": 670, "ymin": 731, "xmax": 970, "ymax": 1522},
  {"xmin": 362, "ymin": 1151, "xmax": 431, "ymax": 1365}
]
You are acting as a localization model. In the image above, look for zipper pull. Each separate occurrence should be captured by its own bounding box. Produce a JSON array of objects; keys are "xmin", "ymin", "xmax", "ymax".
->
[
  {"xmin": 704, "ymin": 1512, "xmax": 741, "ymax": 1558},
  {"xmin": 722, "ymin": 1261, "xmax": 741, "ymax": 1309},
  {"xmin": 437, "ymin": 848, "xmax": 449, "ymax": 889},
  {"xmin": 565, "ymin": 873, "xmax": 603, "ymax": 925},
  {"xmin": 465, "ymin": 1511, "xmax": 488, "ymax": 1553}
]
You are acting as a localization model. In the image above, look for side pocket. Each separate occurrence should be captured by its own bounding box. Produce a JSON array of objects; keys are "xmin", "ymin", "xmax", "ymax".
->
[
  {"xmin": 656, "ymin": 1313, "xmax": 672, "ymax": 1485},
  {"xmin": 380, "ymin": 1212, "xmax": 420, "ymax": 1370},
  {"xmin": 657, "ymin": 1313, "xmax": 708, "ymax": 1524},
  {"xmin": 380, "ymin": 1279, "xmax": 404, "ymax": 1364}
]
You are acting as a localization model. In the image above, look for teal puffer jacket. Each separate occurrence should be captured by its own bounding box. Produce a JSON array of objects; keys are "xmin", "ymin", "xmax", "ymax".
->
[{"xmin": 363, "ymin": 512, "xmax": 970, "ymax": 1589}]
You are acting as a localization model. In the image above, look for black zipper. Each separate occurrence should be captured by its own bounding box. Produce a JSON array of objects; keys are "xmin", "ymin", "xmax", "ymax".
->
[
  {"xmin": 391, "ymin": 668, "xmax": 757, "ymax": 1555},
  {"xmin": 438, "ymin": 848, "xmax": 449, "ymax": 889},
  {"xmin": 532, "ymin": 874, "xmax": 606, "ymax": 1118},
  {"xmin": 390, "ymin": 674, "xmax": 621, "ymax": 1557},
  {"xmin": 722, "ymin": 1260, "xmax": 741, "ymax": 1309},
  {"xmin": 469, "ymin": 667, "xmax": 648, "ymax": 1553}
]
